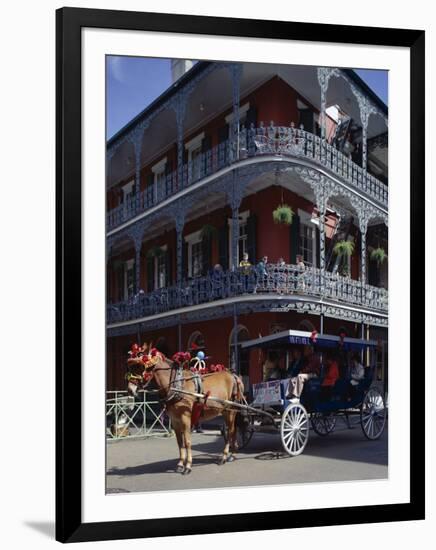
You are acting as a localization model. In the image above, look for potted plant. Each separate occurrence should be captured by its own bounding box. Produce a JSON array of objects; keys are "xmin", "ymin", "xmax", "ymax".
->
[
  {"xmin": 333, "ymin": 239, "xmax": 354, "ymax": 276},
  {"xmin": 200, "ymin": 224, "xmax": 218, "ymax": 240},
  {"xmin": 370, "ymin": 247, "xmax": 387, "ymax": 266},
  {"xmin": 272, "ymin": 203, "xmax": 294, "ymax": 225}
]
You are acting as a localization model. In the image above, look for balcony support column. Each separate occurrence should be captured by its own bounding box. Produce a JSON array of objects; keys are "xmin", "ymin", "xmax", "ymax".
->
[
  {"xmin": 229, "ymin": 63, "xmax": 242, "ymax": 161},
  {"xmin": 175, "ymin": 211, "xmax": 185, "ymax": 285},
  {"xmin": 174, "ymin": 93, "xmax": 188, "ymax": 190},
  {"xmin": 359, "ymin": 217, "xmax": 369, "ymax": 285},
  {"xmin": 317, "ymin": 67, "xmax": 339, "ymax": 141},
  {"xmin": 130, "ymin": 229, "xmax": 143, "ymax": 295},
  {"xmin": 229, "ymin": 171, "xmax": 244, "ymax": 270},
  {"xmin": 127, "ymin": 128, "xmax": 144, "ymax": 208}
]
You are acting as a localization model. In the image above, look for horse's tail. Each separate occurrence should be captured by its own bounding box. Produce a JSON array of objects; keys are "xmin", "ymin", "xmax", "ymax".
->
[{"xmin": 231, "ymin": 373, "xmax": 244, "ymax": 402}]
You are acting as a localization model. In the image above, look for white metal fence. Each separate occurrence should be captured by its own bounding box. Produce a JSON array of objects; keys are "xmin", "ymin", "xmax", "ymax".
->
[{"xmin": 106, "ymin": 390, "xmax": 173, "ymax": 440}]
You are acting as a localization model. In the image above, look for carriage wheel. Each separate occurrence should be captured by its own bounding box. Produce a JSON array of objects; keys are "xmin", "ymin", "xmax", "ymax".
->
[
  {"xmin": 360, "ymin": 388, "xmax": 386, "ymax": 440},
  {"xmin": 280, "ymin": 402, "xmax": 309, "ymax": 456},
  {"xmin": 311, "ymin": 413, "xmax": 336, "ymax": 436},
  {"xmin": 236, "ymin": 420, "xmax": 254, "ymax": 450}
]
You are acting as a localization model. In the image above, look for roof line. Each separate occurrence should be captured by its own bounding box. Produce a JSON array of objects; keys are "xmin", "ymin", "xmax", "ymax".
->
[{"xmin": 107, "ymin": 62, "xmax": 388, "ymax": 147}]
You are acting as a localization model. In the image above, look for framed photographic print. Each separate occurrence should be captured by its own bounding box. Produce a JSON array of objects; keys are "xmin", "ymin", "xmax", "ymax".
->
[{"xmin": 56, "ymin": 7, "xmax": 425, "ymax": 543}]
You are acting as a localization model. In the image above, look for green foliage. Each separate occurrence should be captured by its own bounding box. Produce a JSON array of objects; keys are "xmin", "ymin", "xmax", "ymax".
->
[
  {"xmin": 333, "ymin": 239, "xmax": 355, "ymax": 258},
  {"xmin": 272, "ymin": 204, "xmax": 294, "ymax": 225},
  {"xmin": 370, "ymin": 247, "xmax": 387, "ymax": 265},
  {"xmin": 200, "ymin": 224, "xmax": 218, "ymax": 240}
]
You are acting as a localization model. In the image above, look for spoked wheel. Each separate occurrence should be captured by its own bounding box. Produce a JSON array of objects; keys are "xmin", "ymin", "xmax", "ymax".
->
[
  {"xmin": 311, "ymin": 413, "xmax": 337, "ymax": 436},
  {"xmin": 360, "ymin": 388, "xmax": 386, "ymax": 440},
  {"xmin": 280, "ymin": 402, "xmax": 309, "ymax": 456}
]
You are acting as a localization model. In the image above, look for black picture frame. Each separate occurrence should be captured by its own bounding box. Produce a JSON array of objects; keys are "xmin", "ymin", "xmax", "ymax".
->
[{"xmin": 56, "ymin": 7, "xmax": 425, "ymax": 543}]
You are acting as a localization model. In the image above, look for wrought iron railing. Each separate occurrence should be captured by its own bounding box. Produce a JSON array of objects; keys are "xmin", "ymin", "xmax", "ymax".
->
[
  {"xmin": 106, "ymin": 390, "xmax": 172, "ymax": 440},
  {"xmin": 107, "ymin": 264, "xmax": 388, "ymax": 324},
  {"xmin": 106, "ymin": 124, "xmax": 388, "ymax": 231}
]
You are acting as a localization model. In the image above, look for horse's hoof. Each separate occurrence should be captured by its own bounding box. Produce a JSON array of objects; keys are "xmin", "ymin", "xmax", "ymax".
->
[
  {"xmin": 227, "ymin": 455, "xmax": 235, "ymax": 462},
  {"xmin": 218, "ymin": 457, "xmax": 226, "ymax": 466},
  {"xmin": 175, "ymin": 465, "xmax": 184, "ymax": 474},
  {"xmin": 183, "ymin": 467, "xmax": 192, "ymax": 475}
]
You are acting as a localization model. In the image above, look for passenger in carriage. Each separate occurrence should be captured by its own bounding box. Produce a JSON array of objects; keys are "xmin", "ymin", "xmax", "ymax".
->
[
  {"xmin": 286, "ymin": 346, "xmax": 304, "ymax": 377},
  {"xmin": 287, "ymin": 345, "xmax": 320, "ymax": 401},
  {"xmin": 320, "ymin": 351, "xmax": 340, "ymax": 401},
  {"xmin": 347, "ymin": 353, "xmax": 365, "ymax": 400}
]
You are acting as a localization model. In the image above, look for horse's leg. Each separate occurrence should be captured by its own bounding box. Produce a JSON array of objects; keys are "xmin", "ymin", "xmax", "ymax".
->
[
  {"xmin": 222, "ymin": 410, "xmax": 237, "ymax": 463},
  {"xmin": 181, "ymin": 413, "xmax": 193, "ymax": 475},
  {"xmin": 172, "ymin": 419, "xmax": 185, "ymax": 474}
]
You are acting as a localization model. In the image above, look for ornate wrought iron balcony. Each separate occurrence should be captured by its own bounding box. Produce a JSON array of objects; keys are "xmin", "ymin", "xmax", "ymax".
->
[
  {"xmin": 107, "ymin": 264, "xmax": 388, "ymax": 325},
  {"xmin": 106, "ymin": 125, "xmax": 388, "ymax": 232}
]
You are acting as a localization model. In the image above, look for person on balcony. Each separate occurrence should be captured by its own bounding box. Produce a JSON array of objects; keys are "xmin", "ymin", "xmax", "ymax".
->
[
  {"xmin": 296, "ymin": 254, "xmax": 306, "ymax": 292},
  {"xmin": 275, "ymin": 257, "xmax": 287, "ymax": 294},
  {"xmin": 239, "ymin": 252, "xmax": 252, "ymax": 293},
  {"xmin": 210, "ymin": 263, "xmax": 224, "ymax": 299},
  {"xmin": 255, "ymin": 255, "xmax": 268, "ymax": 293},
  {"xmin": 287, "ymin": 346, "xmax": 320, "ymax": 400}
]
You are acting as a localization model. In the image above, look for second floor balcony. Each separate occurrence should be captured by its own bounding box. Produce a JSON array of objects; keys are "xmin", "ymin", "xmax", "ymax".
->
[
  {"xmin": 107, "ymin": 263, "xmax": 388, "ymax": 326},
  {"xmin": 106, "ymin": 124, "xmax": 388, "ymax": 232}
]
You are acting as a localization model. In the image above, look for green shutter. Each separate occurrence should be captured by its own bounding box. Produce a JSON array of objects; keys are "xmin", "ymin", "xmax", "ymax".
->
[
  {"xmin": 247, "ymin": 214, "xmax": 257, "ymax": 264},
  {"xmin": 290, "ymin": 213, "xmax": 300, "ymax": 264},
  {"xmin": 218, "ymin": 225, "xmax": 229, "ymax": 270},
  {"xmin": 165, "ymin": 250, "xmax": 172, "ymax": 286},
  {"xmin": 146, "ymin": 256, "xmax": 154, "ymax": 292},
  {"xmin": 201, "ymin": 235, "xmax": 212, "ymax": 276}
]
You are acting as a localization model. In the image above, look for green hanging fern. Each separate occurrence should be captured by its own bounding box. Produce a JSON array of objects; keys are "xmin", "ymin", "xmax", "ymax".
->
[
  {"xmin": 333, "ymin": 239, "xmax": 354, "ymax": 277},
  {"xmin": 146, "ymin": 245, "xmax": 164, "ymax": 259},
  {"xmin": 200, "ymin": 224, "xmax": 218, "ymax": 240},
  {"xmin": 272, "ymin": 204, "xmax": 294, "ymax": 225},
  {"xmin": 370, "ymin": 247, "xmax": 387, "ymax": 266},
  {"xmin": 333, "ymin": 239, "xmax": 355, "ymax": 258}
]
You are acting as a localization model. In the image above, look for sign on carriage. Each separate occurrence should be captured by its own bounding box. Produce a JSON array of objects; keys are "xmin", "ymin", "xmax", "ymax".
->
[{"xmin": 252, "ymin": 380, "xmax": 283, "ymax": 406}]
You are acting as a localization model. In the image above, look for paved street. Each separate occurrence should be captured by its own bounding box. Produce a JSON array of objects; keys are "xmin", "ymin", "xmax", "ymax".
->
[{"xmin": 106, "ymin": 421, "xmax": 388, "ymax": 493}]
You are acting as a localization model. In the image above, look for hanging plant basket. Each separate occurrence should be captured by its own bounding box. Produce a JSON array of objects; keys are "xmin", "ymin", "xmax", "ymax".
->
[
  {"xmin": 200, "ymin": 224, "xmax": 218, "ymax": 240},
  {"xmin": 370, "ymin": 247, "xmax": 387, "ymax": 266},
  {"xmin": 333, "ymin": 239, "xmax": 354, "ymax": 277},
  {"xmin": 146, "ymin": 245, "xmax": 164, "ymax": 259},
  {"xmin": 272, "ymin": 204, "xmax": 294, "ymax": 225},
  {"xmin": 333, "ymin": 239, "xmax": 355, "ymax": 258}
]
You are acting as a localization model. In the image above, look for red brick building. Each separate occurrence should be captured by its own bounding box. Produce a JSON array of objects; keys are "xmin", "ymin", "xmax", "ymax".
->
[{"xmin": 106, "ymin": 61, "xmax": 388, "ymax": 394}]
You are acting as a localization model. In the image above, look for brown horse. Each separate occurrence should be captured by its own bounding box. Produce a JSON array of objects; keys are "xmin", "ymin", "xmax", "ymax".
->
[{"xmin": 126, "ymin": 351, "xmax": 244, "ymax": 475}]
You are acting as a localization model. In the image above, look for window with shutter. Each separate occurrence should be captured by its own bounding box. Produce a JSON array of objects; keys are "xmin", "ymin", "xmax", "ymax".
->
[
  {"xmin": 290, "ymin": 213, "xmax": 301, "ymax": 264},
  {"xmin": 218, "ymin": 225, "xmax": 229, "ymax": 270},
  {"xmin": 246, "ymin": 214, "xmax": 257, "ymax": 264}
]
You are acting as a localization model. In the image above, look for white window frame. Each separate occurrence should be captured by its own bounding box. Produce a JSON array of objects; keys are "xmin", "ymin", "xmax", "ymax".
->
[
  {"xmin": 123, "ymin": 258, "xmax": 135, "ymax": 299},
  {"xmin": 225, "ymin": 102, "xmax": 250, "ymax": 125},
  {"xmin": 185, "ymin": 133, "xmax": 204, "ymax": 183},
  {"xmin": 154, "ymin": 244, "xmax": 168, "ymax": 289},
  {"xmin": 228, "ymin": 210, "xmax": 250, "ymax": 266},
  {"xmin": 298, "ymin": 209, "xmax": 318, "ymax": 268},
  {"xmin": 121, "ymin": 180, "xmax": 135, "ymax": 213},
  {"xmin": 185, "ymin": 230, "xmax": 203, "ymax": 278},
  {"xmin": 151, "ymin": 157, "xmax": 167, "ymax": 202}
]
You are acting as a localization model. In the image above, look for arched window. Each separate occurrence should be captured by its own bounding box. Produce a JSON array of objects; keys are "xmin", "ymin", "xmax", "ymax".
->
[
  {"xmin": 187, "ymin": 331, "xmax": 206, "ymax": 352},
  {"xmin": 298, "ymin": 319, "xmax": 316, "ymax": 332}
]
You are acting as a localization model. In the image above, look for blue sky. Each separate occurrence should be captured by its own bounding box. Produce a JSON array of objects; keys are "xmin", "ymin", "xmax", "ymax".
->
[{"xmin": 106, "ymin": 57, "xmax": 388, "ymax": 139}]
